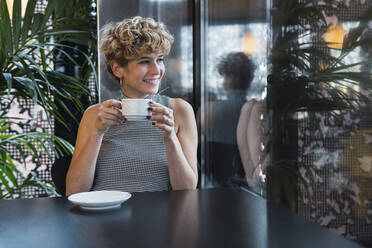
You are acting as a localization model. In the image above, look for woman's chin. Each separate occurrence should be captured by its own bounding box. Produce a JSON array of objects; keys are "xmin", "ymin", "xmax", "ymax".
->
[
  {"xmin": 147, "ymin": 87, "xmax": 160, "ymax": 95},
  {"xmin": 138, "ymin": 84, "xmax": 160, "ymax": 96}
]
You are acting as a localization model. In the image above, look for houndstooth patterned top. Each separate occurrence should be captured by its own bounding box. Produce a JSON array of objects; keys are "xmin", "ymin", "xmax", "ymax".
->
[{"xmin": 92, "ymin": 94, "xmax": 170, "ymax": 192}]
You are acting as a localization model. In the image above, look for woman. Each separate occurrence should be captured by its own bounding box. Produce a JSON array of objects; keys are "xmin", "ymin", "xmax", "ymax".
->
[{"xmin": 65, "ymin": 16, "xmax": 198, "ymax": 196}]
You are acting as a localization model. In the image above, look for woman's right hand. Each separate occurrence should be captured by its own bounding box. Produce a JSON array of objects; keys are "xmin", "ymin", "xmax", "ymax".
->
[{"xmin": 94, "ymin": 99, "xmax": 124, "ymax": 134}]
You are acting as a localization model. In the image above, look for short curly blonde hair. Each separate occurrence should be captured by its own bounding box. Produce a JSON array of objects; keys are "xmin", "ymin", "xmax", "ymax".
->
[{"xmin": 100, "ymin": 16, "xmax": 174, "ymax": 80}]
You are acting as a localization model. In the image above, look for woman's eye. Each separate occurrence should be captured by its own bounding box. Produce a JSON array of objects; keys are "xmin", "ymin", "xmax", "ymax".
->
[
  {"xmin": 139, "ymin": 60, "xmax": 149, "ymax": 64},
  {"xmin": 157, "ymin": 58, "xmax": 164, "ymax": 63}
]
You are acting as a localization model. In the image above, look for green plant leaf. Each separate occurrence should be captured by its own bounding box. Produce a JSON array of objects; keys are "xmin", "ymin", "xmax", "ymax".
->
[
  {"xmin": 2, "ymin": 72, "xmax": 12, "ymax": 95},
  {"xmin": 0, "ymin": 168, "xmax": 15, "ymax": 198},
  {"xmin": 1, "ymin": 156, "xmax": 19, "ymax": 189},
  {"xmin": 40, "ymin": 0, "xmax": 58, "ymax": 28},
  {"xmin": 21, "ymin": 0, "xmax": 37, "ymax": 44},
  {"xmin": 30, "ymin": 12, "xmax": 42, "ymax": 34},
  {"xmin": 13, "ymin": 76, "xmax": 37, "ymax": 99},
  {"xmin": 12, "ymin": 0, "xmax": 22, "ymax": 48},
  {"xmin": 0, "ymin": 0, "xmax": 13, "ymax": 56}
]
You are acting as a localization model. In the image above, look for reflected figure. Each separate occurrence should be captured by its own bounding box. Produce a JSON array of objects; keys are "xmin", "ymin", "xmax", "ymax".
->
[
  {"xmin": 167, "ymin": 191, "xmax": 200, "ymax": 247},
  {"xmin": 200, "ymin": 52, "xmax": 256, "ymax": 187},
  {"xmin": 236, "ymin": 98, "xmax": 266, "ymax": 190}
]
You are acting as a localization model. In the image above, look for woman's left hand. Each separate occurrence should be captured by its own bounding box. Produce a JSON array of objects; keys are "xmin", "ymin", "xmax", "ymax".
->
[{"xmin": 148, "ymin": 102, "xmax": 175, "ymax": 139}]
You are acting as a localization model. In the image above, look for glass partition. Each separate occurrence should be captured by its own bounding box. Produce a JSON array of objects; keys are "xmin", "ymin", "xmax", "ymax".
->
[{"xmin": 201, "ymin": 0, "xmax": 268, "ymax": 193}]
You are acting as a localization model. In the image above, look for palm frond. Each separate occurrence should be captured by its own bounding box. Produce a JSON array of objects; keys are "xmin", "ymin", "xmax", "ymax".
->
[
  {"xmin": 0, "ymin": 0, "xmax": 96, "ymax": 199},
  {"xmin": 0, "ymin": 117, "xmax": 74, "ymax": 198}
]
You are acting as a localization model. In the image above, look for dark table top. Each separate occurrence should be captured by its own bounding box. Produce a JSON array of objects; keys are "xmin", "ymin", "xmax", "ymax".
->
[{"xmin": 0, "ymin": 188, "xmax": 362, "ymax": 248}]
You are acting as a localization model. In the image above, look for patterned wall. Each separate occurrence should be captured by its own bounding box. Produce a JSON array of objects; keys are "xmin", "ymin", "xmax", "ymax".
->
[
  {"xmin": 297, "ymin": 0, "xmax": 372, "ymax": 244},
  {"xmin": 298, "ymin": 112, "xmax": 372, "ymax": 241}
]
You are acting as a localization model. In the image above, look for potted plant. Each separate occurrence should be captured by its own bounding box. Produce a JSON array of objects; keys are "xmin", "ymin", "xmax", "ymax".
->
[{"xmin": 0, "ymin": 0, "xmax": 97, "ymax": 198}]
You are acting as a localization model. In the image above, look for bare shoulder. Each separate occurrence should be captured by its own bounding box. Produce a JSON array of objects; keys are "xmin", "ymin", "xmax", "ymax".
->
[
  {"xmin": 85, "ymin": 103, "xmax": 99, "ymax": 113},
  {"xmin": 170, "ymin": 98, "xmax": 194, "ymax": 116},
  {"xmin": 252, "ymin": 99, "xmax": 266, "ymax": 112},
  {"xmin": 170, "ymin": 98, "xmax": 196, "ymax": 133},
  {"xmin": 241, "ymin": 99, "xmax": 265, "ymax": 112},
  {"xmin": 80, "ymin": 104, "xmax": 99, "ymax": 126},
  {"xmin": 73, "ymin": 104, "xmax": 100, "ymax": 154}
]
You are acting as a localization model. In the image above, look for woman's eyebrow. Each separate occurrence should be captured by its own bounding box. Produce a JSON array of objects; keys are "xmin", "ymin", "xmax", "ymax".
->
[{"xmin": 138, "ymin": 55, "xmax": 164, "ymax": 60}]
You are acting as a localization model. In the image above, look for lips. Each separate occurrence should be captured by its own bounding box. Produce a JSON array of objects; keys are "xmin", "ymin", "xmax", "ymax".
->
[{"xmin": 143, "ymin": 78, "xmax": 159, "ymax": 85}]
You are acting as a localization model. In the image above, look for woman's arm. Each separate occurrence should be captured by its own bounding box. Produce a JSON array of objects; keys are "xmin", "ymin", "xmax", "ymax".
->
[
  {"xmin": 65, "ymin": 99, "xmax": 123, "ymax": 196},
  {"xmin": 237, "ymin": 100, "xmax": 265, "ymax": 186},
  {"xmin": 149, "ymin": 99, "xmax": 198, "ymax": 189},
  {"xmin": 237, "ymin": 101, "xmax": 253, "ymax": 178},
  {"xmin": 247, "ymin": 101, "xmax": 265, "ymax": 175}
]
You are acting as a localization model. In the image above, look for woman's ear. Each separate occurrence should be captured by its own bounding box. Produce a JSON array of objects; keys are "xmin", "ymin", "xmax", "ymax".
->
[{"xmin": 110, "ymin": 61, "xmax": 122, "ymax": 78}]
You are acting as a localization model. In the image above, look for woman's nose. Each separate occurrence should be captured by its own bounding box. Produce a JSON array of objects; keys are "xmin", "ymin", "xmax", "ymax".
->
[{"xmin": 149, "ymin": 61, "xmax": 161, "ymax": 74}]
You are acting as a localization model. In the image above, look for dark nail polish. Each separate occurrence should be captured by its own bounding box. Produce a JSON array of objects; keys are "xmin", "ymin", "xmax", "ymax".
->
[
  {"xmin": 152, "ymin": 122, "xmax": 156, "ymax": 126},
  {"xmin": 146, "ymin": 116, "xmax": 151, "ymax": 120},
  {"xmin": 148, "ymin": 107, "xmax": 153, "ymax": 111}
]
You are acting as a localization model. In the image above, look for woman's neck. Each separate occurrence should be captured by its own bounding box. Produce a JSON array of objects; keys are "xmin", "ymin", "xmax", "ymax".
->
[{"xmin": 121, "ymin": 89, "xmax": 149, "ymax": 99}]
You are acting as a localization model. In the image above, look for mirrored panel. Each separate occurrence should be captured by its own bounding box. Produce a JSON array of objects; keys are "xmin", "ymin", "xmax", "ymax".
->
[{"xmin": 201, "ymin": 0, "xmax": 268, "ymax": 194}]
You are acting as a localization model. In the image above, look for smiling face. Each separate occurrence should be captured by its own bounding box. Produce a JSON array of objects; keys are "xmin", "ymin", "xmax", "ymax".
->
[{"xmin": 111, "ymin": 53, "xmax": 165, "ymax": 98}]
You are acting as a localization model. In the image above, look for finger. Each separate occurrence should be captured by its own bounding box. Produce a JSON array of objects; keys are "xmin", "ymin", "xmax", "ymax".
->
[
  {"xmin": 149, "ymin": 105, "xmax": 173, "ymax": 117},
  {"xmin": 107, "ymin": 107, "xmax": 124, "ymax": 119},
  {"xmin": 148, "ymin": 102, "xmax": 166, "ymax": 112},
  {"xmin": 149, "ymin": 101, "xmax": 160, "ymax": 106},
  {"xmin": 152, "ymin": 122, "xmax": 173, "ymax": 133},
  {"xmin": 98, "ymin": 111, "xmax": 123, "ymax": 123},
  {"xmin": 103, "ymin": 99, "xmax": 122, "ymax": 109},
  {"xmin": 150, "ymin": 113, "xmax": 174, "ymax": 126},
  {"xmin": 99, "ymin": 103, "xmax": 125, "ymax": 120},
  {"xmin": 99, "ymin": 104, "xmax": 124, "ymax": 120}
]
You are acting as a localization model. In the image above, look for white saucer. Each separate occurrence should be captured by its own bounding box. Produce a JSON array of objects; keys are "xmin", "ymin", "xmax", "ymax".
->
[
  {"xmin": 68, "ymin": 191, "xmax": 132, "ymax": 211},
  {"xmin": 79, "ymin": 204, "xmax": 122, "ymax": 211}
]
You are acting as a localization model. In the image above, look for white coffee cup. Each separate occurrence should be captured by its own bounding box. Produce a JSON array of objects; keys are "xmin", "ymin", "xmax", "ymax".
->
[{"xmin": 121, "ymin": 98, "xmax": 152, "ymax": 121}]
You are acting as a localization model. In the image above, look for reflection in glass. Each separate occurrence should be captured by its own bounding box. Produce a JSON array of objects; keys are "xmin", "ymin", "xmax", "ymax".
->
[
  {"xmin": 167, "ymin": 191, "xmax": 200, "ymax": 247},
  {"xmin": 205, "ymin": 24, "xmax": 267, "ymax": 99},
  {"xmin": 201, "ymin": 52, "xmax": 257, "ymax": 188},
  {"xmin": 201, "ymin": 15, "xmax": 268, "ymax": 192}
]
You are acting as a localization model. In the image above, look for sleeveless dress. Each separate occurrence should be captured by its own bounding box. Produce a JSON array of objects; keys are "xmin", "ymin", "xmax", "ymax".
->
[{"xmin": 92, "ymin": 94, "xmax": 170, "ymax": 192}]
